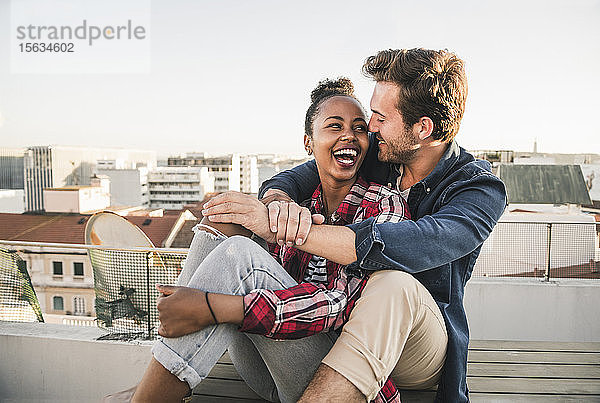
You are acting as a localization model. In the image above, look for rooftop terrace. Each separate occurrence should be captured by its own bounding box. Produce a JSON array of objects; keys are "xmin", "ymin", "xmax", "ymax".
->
[{"xmin": 1, "ymin": 219, "xmax": 600, "ymax": 401}]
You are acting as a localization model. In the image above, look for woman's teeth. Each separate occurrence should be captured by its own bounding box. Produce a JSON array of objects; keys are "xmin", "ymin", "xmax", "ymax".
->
[{"xmin": 333, "ymin": 149, "xmax": 358, "ymax": 165}]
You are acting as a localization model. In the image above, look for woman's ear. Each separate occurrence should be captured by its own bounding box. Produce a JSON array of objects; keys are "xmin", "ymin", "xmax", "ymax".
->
[{"xmin": 304, "ymin": 134, "xmax": 313, "ymax": 155}]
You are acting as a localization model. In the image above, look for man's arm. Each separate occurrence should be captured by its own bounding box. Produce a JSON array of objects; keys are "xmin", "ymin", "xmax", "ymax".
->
[
  {"xmin": 294, "ymin": 225, "xmax": 357, "ymax": 265},
  {"xmin": 258, "ymin": 159, "xmax": 319, "ymax": 201},
  {"xmin": 347, "ymin": 172, "xmax": 507, "ymax": 273}
]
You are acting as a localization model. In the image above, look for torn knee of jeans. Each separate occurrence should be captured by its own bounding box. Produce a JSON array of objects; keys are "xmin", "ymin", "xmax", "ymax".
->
[{"xmin": 192, "ymin": 223, "xmax": 228, "ymax": 240}]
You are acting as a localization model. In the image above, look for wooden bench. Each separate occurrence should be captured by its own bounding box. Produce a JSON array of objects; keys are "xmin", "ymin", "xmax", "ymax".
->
[{"xmin": 193, "ymin": 340, "xmax": 600, "ymax": 402}]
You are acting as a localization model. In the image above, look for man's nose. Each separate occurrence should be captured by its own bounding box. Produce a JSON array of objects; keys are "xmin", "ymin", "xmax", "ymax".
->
[{"xmin": 368, "ymin": 116, "xmax": 377, "ymax": 133}]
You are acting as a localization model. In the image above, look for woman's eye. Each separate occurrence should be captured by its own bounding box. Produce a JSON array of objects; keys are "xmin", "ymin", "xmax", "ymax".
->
[
  {"xmin": 354, "ymin": 125, "xmax": 367, "ymax": 132},
  {"xmin": 327, "ymin": 123, "xmax": 342, "ymax": 129}
]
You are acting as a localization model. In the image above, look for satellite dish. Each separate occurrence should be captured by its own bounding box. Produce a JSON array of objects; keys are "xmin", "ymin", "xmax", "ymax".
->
[
  {"xmin": 85, "ymin": 211, "xmax": 154, "ymax": 248},
  {"xmin": 84, "ymin": 211, "xmax": 176, "ymax": 338}
]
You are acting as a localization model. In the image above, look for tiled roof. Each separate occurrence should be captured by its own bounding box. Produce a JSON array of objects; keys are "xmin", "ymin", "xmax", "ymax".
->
[{"xmin": 0, "ymin": 213, "xmax": 179, "ymax": 247}]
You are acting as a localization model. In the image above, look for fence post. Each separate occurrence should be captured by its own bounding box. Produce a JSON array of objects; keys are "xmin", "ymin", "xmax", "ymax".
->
[
  {"xmin": 146, "ymin": 251, "xmax": 152, "ymax": 338},
  {"xmin": 545, "ymin": 223, "xmax": 552, "ymax": 282}
]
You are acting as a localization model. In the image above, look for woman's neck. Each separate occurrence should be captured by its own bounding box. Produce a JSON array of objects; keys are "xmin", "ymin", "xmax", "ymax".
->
[{"xmin": 318, "ymin": 174, "xmax": 356, "ymax": 219}]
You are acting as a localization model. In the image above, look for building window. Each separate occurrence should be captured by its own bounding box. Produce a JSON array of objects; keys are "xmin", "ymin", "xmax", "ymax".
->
[
  {"xmin": 73, "ymin": 296, "xmax": 85, "ymax": 316},
  {"xmin": 52, "ymin": 261, "xmax": 63, "ymax": 275},
  {"xmin": 53, "ymin": 296, "xmax": 64, "ymax": 311},
  {"xmin": 73, "ymin": 262, "xmax": 84, "ymax": 277}
]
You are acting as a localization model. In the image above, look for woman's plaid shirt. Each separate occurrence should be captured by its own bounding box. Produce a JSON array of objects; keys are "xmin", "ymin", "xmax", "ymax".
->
[
  {"xmin": 239, "ymin": 177, "xmax": 409, "ymax": 402},
  {"xmin": 240, "ymin": 176, "xmax": 409, "ymax": 337}
]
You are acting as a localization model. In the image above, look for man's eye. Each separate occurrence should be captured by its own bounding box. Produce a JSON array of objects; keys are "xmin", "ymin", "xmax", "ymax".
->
[{"xmin": 377, "ymin": 118, "xmax": 385, "ymax": 123}]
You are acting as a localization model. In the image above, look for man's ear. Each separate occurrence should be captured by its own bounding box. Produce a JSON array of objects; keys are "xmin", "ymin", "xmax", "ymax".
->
[{"xmin": 417, "ymin": 117, "xmax": 434, "ymax": 141}]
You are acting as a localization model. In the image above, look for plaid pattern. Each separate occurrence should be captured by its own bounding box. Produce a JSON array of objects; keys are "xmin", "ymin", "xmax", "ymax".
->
[{"xmin": 240, "ymin": 176, "xmax": 409, "ymax": 403}]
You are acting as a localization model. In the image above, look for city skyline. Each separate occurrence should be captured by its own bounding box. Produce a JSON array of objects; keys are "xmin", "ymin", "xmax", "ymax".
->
[{"xmin": 0, "ymin": 0, "xmax": 599, "ymax": 156}]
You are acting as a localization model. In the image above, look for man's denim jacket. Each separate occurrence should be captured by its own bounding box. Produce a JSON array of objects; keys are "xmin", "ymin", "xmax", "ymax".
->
[{"xmin": 259, "ymin": 137, "xmax": 507, "ymax": 402}]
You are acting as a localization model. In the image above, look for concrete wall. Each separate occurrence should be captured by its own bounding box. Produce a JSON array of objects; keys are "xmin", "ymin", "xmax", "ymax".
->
[
  {"xmin": 465, "ymin": 278, "xmax": 600, "ymax": 342},
  {"xmin": 0, "ymin": 322, "xmax": 151, "ymax": 403}
]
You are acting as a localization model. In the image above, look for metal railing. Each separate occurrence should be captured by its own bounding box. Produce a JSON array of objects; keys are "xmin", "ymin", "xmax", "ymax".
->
[
  {"xmin": 1, "ymin": 220, "xmax": 598, "ymax": 338},
  {"xmin": 0, "ymin": 240, "xmax": 187, "ymax": 339},
  {"xmin": 473, "ymin": 221, "xmax": 599, "ymax": 280}
]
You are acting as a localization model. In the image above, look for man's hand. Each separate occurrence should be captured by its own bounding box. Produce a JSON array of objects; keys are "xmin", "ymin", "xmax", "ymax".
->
[
  {"xmin": 202, "ymin": 191, "xmax": 275, "ymax": 243},
  {"xmin": 156, "ymin": 285, "xmax": 213, "ymax": 338}
]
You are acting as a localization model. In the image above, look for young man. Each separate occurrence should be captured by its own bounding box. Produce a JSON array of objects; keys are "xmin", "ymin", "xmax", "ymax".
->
[{"xmin": 239, "ymin": 48, "xmax": 508, "ymax": 402}]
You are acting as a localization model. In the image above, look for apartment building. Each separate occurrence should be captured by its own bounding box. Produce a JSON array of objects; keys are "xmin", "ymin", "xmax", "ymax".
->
[
  {"xmin": 148, "ymin": 166, "xmax": 215, "ymax": 210},
  {"xmin": 168, "ymin": 153, "xmax": 258, "ymax": 194}
]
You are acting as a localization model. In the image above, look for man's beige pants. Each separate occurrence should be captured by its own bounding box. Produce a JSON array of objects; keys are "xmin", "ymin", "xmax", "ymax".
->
[{"xmin": 322, "ymin": 270, "xmax": 448, "ymax": 401}]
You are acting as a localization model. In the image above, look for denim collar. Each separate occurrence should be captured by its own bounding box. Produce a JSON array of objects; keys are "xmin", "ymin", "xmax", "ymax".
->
[{"xmin": 394, "ymin": 141, "xmax": 461, "ymax": 191}]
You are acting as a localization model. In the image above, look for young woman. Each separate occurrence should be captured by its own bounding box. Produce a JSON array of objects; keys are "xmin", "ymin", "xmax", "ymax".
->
[{"xmin": 107, "ymin": 78, "xmax": 409, "ymax": 403}]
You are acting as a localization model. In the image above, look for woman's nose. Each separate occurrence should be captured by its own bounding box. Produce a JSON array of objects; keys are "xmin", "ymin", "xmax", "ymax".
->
[{"xmin": 340, "ymin": 128, "xmax": 356, "ymax": 141}]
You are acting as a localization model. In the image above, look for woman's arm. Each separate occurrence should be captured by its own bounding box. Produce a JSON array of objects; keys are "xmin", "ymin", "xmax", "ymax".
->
[{"xmin": 155, "ymin": 285, "xmax": 244, "ymax": 338}]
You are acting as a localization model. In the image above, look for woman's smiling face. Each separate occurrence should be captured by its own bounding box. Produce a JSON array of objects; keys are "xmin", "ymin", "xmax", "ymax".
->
[{"xmin": 305, "ymin": 95, "xmax": 369, "ymax": 184}]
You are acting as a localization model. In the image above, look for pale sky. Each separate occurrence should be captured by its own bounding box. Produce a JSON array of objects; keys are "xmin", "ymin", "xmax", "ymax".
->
[{"xmin": 0, "ymin": 0, "xmax": 599, "ymax": 158}]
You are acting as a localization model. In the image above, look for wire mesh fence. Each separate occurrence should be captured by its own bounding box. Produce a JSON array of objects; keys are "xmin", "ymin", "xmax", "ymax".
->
[
  {"xmin": 0, "ymin": 220, "xmax": 598, "ymax": 339},
  {"xmin": 473, "ymin": 221, "xmax": 599, "ymax": 279},
  {"xmin": 0, "ymin": 247, "xmax": 44, "ymax": 322},
  {"xmin": 89, "ymin": 248, "xmax": 185, "ymax": 339}
]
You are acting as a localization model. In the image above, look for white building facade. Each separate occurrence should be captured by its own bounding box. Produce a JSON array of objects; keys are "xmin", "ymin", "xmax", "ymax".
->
[
  {"xmin": 97, "ymin": 163, "xmax": 150, "ymax": 208},
  {"xmin": 148, "ymin": 167, "xmax": 215, "ymax": 210},
  {"xmin": 168, "ymin": 153, "xmax": 259, "ymax": 194},
  {"xmin": 19, "ymin": 245, "xmax": 96, "ymax": 318}
]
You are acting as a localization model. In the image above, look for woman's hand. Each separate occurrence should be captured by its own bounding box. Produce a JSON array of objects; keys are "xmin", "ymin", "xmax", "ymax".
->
[
  {"xmin": 266, "ymin": 201, "xmax": 324, "ymax": 246},
  {"xmin": 262, "ymin": 189, "xmax": 324, "ymax": 246},
  {"xmin": 156, "ymin": 285, "xmax": 214, "ymax": 338}
]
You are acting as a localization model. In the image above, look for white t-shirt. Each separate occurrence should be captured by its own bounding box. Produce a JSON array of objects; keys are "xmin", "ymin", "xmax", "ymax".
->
[{"xmin": 394, "ymin": 164, "xmax": 411, "ymax": 201}]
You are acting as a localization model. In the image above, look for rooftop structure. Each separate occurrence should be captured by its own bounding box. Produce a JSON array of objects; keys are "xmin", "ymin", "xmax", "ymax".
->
[
  {"xmin": 43, "ymin": 175, "xmax": 111, "ymax": 214},
  {"xmin": 498, "ymin": 164, "xmax": 592, "ymax": 206}
]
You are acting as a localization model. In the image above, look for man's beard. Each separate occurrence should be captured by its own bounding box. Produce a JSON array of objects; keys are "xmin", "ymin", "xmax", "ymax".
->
[{"xmin": 376, "ymin": 128, "xmax": 419, "ymax": 165}]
